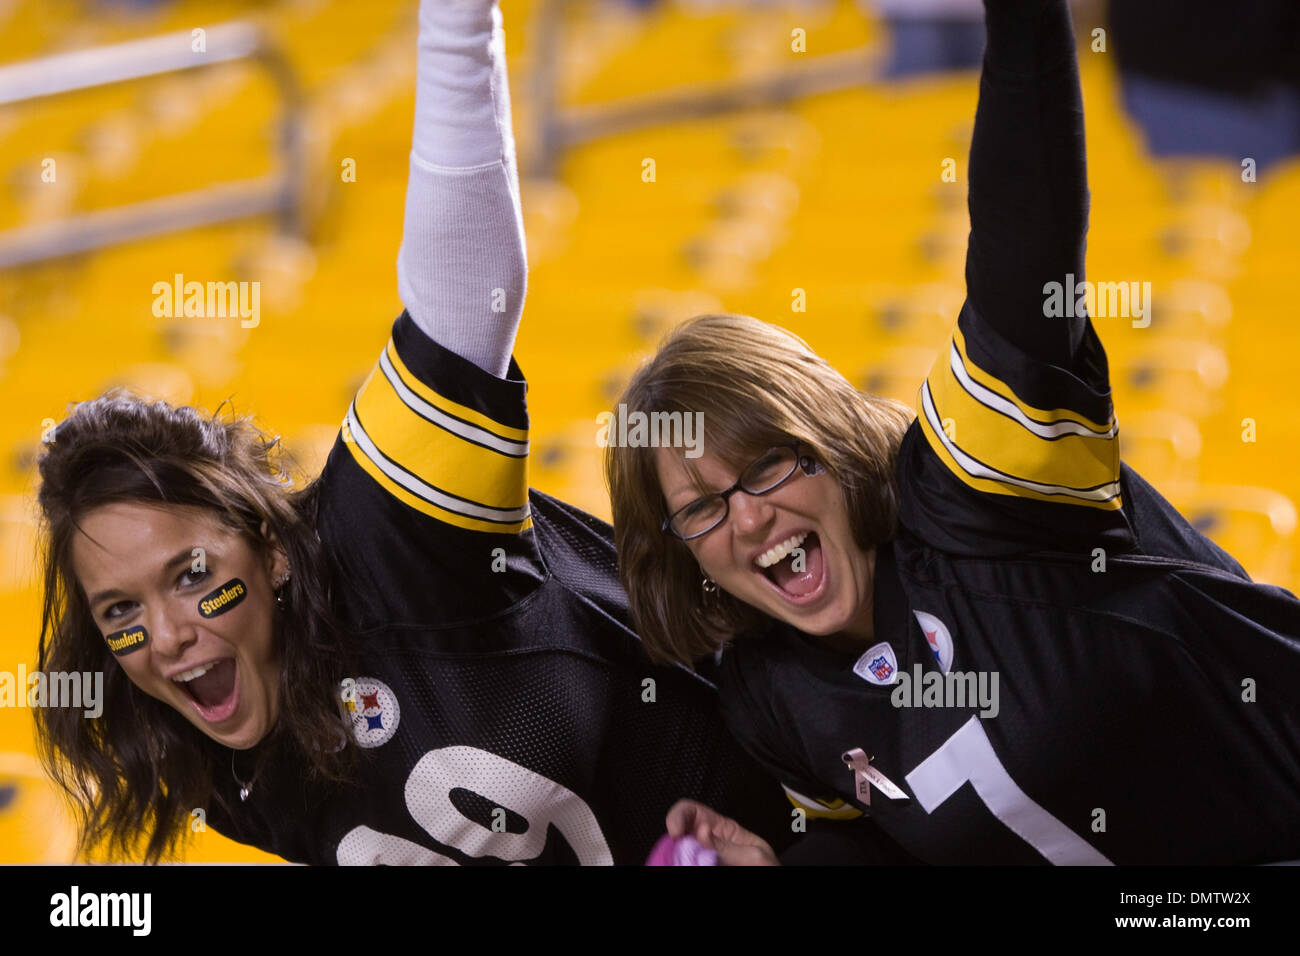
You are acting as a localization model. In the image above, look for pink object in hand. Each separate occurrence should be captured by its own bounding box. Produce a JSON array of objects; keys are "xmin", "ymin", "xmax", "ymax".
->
[{"xmin": 645, "ymin": 833, "xmax": 719, "ymax": 866}]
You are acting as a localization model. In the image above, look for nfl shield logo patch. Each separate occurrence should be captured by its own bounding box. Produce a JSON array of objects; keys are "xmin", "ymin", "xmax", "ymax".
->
[{"xmin": 852, "ymin": 642, "xmax": 899, "ymax": 685}]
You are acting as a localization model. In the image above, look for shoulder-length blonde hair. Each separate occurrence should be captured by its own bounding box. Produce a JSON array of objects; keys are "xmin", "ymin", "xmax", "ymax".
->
[{"xmin": 605, "ymin": 313, "xmax": 914, "ymax": 667}]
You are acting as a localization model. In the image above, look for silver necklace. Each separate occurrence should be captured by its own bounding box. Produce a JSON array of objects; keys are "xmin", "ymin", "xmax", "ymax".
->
[{"xmin": 231, "ymin": 751, "xmax": 256, "ymax": 802}]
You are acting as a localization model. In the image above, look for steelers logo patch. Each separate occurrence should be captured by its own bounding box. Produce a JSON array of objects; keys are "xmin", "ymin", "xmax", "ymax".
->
[
  {"xmin": 345, "ymin": 677, "xmax": 400, "ymax": 749},
  {"xmin": 913, "ymin": 609, "xmax": 955, "ymax": 675}
]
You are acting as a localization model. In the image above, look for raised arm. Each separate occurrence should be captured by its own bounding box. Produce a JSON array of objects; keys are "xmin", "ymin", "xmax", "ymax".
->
[
  {"xmin": 965, "ymin": 0, "xmax": 1089, "ymax": 369},
  {"xmin": 397, "ymin": 0, "xmax": 527, "ymax": 379},
  {"xmin": 904, "ymin": 0, "xmax": 1130, "ymax": 555}
]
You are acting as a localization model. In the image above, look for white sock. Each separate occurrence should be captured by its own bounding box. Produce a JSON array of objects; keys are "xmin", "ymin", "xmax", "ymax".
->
[{"xmin": 397, "ymin": 0, "xmax": 526, "ymax": 379}]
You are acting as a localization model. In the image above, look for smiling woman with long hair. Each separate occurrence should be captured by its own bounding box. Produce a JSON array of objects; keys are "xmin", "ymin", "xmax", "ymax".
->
[
  {"xmin": 31, "ymin": 0, "xmax": 788, "ymax": 865},
  {"xmin": 606, "ymin": 0, "xmax": 1300, "ymax": 865},
  {"xmin": 35, "ymin": 396, "xmax": 358, "ymax": 861}
]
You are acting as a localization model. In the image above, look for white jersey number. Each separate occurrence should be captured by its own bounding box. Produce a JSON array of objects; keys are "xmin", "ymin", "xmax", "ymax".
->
[
  {"xmin": 906, "ymin": 716, "xmax": 1112, "ymax": 865},
  {"xmin": 336, "ymin": 746, "xmax": 613, "ymax": 865}
]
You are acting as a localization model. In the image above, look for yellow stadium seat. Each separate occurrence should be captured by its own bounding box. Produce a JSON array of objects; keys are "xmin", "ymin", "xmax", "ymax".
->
[
  {"xmin": 0, "ymin": 752, "xmax": 79, "ymax": 864},
  {"xmin": 1165, "ymin": 483, "xmax": 1298, "ymax": 590},
  {"xmin": 1117, "ymin": 410, "xmax": 1203, "ymax": 489}
]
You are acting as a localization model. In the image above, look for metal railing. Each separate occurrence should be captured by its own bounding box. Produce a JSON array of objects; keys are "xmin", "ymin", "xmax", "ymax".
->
[
  {"xmin": 0, "ymin": 21, "xmax": 305, "ymax": 269},
  {"xmin": 526, "ymin": 0, "xmax": 882, "ymax": 178}
]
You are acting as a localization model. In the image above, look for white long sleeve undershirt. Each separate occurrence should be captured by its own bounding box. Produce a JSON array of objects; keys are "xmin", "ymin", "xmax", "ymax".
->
[{"xmin": 396, "ymin": 0, "xmax": 526, "ymax": 379}]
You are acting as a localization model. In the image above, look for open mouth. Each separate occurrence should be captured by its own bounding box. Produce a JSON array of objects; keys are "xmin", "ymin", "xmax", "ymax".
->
[
  {"xmin": 756, "ymin": 530, "xmax": 827, "ymax": 604},
  {"xmin": 173, "ymin": 658, "xmax": 240, "ymax": 724}
]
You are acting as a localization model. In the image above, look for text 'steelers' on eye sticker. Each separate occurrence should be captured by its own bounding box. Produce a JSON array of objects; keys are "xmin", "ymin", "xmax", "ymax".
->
[
  {"xmin": 197, "ymin": 579, "xmax": 248, "ymax": 618},
  {"xmin": 105, "ymin": 625, "xmax": 148, "ymax": 656}
]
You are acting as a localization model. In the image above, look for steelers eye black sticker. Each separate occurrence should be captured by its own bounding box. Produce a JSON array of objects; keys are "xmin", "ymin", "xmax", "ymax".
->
[
  {"xmin": 105, "ymin": 625, "xmax": 148, "ymax": 656},
  {"xmin": 198, "ymin": 578, "xmax": 248, "ymax": 618}
]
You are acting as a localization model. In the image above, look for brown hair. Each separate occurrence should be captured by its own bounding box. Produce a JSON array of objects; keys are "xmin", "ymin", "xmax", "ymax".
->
[
  {"xmin": 34, "ymin": 387, "xmax": 358, "ymax": 862},
  {"xmin": 605, "ymin": 313, "xmax": 914, "ymax": 667}
]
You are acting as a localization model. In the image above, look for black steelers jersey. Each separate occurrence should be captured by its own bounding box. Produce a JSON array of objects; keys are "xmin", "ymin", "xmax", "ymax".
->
[
  {"xmin": 717, "ymin": 0, "xmax": 1300, "ymax": 865},
  {"xmin": 719, "ymin": 295, "xmax": 1300, "ymax": 867},
  {"xmin": 203, "ymin": 309, "xmax": 791, "ymax": 865}
]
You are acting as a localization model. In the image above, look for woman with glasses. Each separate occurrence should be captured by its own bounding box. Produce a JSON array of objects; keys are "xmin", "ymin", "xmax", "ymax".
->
[{"xmin": 605, "ymin": 0, "xmax": 1300, "ymax": 865}]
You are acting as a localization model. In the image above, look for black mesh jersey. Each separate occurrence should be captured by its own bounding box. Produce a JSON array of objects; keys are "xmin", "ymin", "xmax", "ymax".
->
[
  {"xmin": 204, "ymin": 310, "xmax": 790, "ymax": 865},
  {"xmin": 719, "ymin": 300, "xmax": 1300, "ymax": 865}
]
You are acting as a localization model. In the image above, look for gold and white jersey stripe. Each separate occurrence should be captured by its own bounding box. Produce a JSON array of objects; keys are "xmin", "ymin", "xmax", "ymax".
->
[
  {"xmin": 342, "ymin": 336, "xmax": 532, "ymax": 534},
  {"xmin": 916, "ymin": 323, "xmax": 1122, "ymax": 511}
]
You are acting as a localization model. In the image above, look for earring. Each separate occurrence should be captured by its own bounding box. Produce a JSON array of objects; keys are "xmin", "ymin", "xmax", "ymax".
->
[
  {"xmin": 274, "ymin": 568, "xmax": 291, "ymax": 611},
  {"xmin": 701, "ymin": 575, "xmax": 718, "ymax": 604}
]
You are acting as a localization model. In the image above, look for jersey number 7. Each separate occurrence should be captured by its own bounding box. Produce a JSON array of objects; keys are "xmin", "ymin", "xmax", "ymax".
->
[{"xmin": 906, "ymin": 716, "xmax": 1112, "ymax": 865}]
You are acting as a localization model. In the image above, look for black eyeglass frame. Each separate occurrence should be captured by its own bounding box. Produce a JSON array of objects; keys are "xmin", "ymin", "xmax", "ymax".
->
[{"xmin": 660, "ymin": 442, "xmax": 820, "ymax": 541}]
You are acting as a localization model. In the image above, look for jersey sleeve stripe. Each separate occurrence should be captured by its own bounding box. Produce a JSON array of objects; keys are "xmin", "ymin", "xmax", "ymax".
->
[
  {"xmin": 957, "ymin": 305, "xmax": 1115, "ymax": 428},
  {"xmin": 390, "ymin": 309, "xmax": 529, "ymax": 433},
  {"xmin": 343, "ymin": 383, "xmax": 532, "ymax": 534},
  {"xmin": 929, "ymin": 350, "xmax": 1120, "ymax": 490},
  {"xmin": 951, "ymin": 330, "xmax": 1115, "ymax": 438},
  {"xmin": 781, "ymin": 784, "xmax": 866, "ymax": 820},
  {"xmin": 353, "ymin": 332, "xmax": 531, "ymax": 513},
  {"xmin": 918, "ymin": 380, "xmax": 1123, "ymax": 508},
  {"xmin": 383, "ymin": 343, "xmax": 529, "ymax": 447},
  {"xmin": 354, "ymin": 362, "xmax": 529, "ymax": 508}
]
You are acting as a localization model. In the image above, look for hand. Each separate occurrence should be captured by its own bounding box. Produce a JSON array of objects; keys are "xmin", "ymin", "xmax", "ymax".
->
[{"xmin": 665, "ymin": 799, "xmax": 780, "ymax": 866}]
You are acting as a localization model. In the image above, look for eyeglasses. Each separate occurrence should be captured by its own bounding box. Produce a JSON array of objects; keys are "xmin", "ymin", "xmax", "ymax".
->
[{"xmin": 662, "ymin": 443, "xmax": 819, "ymax": 541}]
